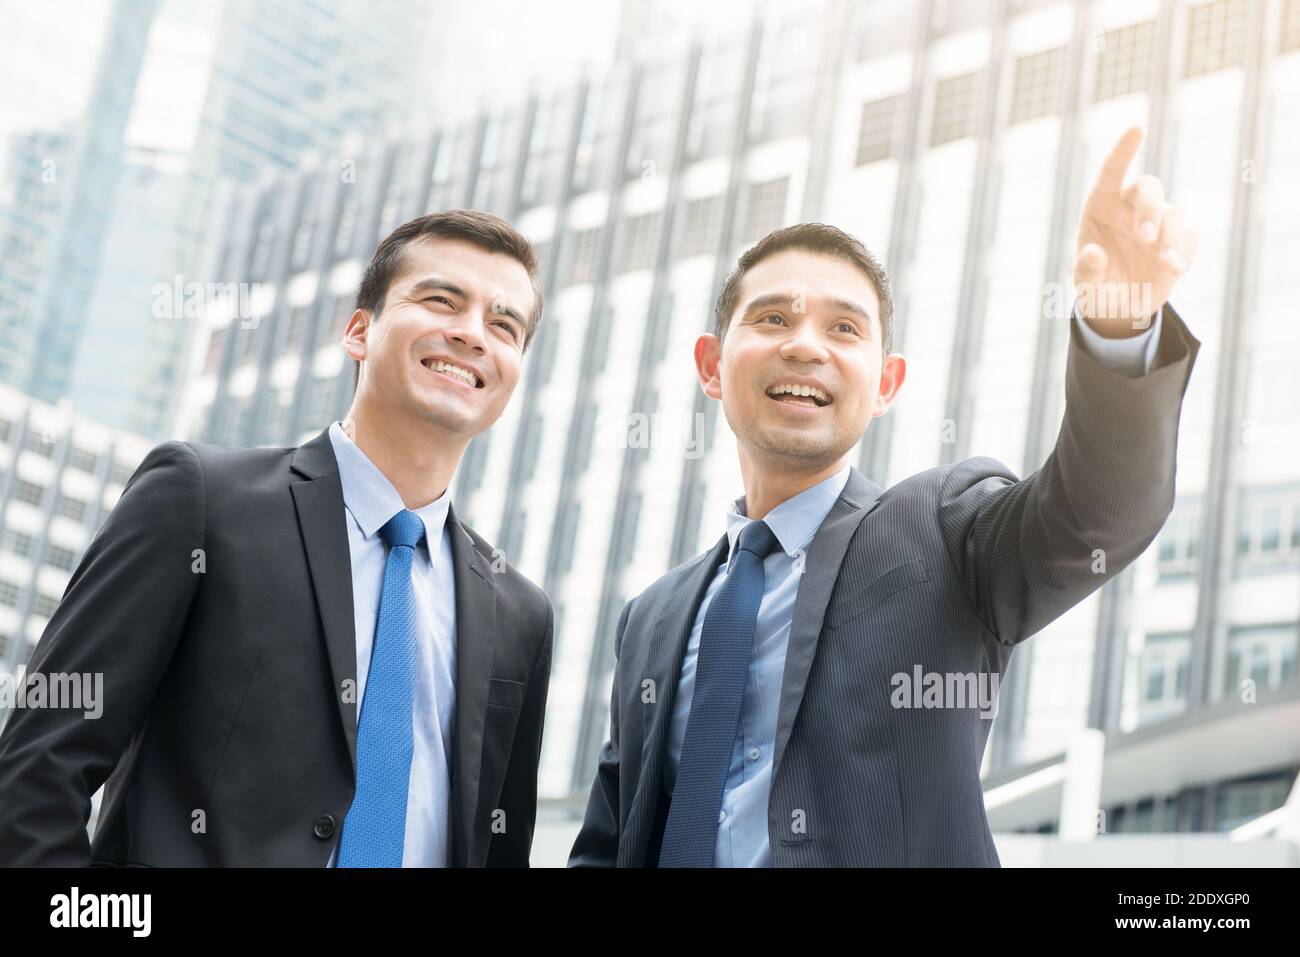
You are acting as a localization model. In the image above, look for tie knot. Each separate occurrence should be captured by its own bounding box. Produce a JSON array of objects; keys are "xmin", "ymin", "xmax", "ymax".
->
[
  {"xmin": 380, "ymin": 509, "xmax": 425, "ymax": 550},
  {"xmin": 736, "ymin": 519, "xmax": 780, "ymax": 560}
]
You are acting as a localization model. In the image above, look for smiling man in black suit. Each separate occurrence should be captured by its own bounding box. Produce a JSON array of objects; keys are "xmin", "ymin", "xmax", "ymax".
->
[{"xmin": 0, "ymin": 209, "xmax": 554, "ymax": 867}]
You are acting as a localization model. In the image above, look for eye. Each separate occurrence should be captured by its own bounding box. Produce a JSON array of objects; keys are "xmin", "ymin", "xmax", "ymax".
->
[
  {"xmin": 760, "ymin": 312, "xmax": 787, "ymax": 326},
  {"xmin": 492, "ymin": 319, "xmax": 519, "ymax": 340},
  {"xmin": 836, "ymin": 321, "xmax": 860, "ymax": 335},
  {"xmin": 423, "ymin": 295, "xmax": 453, "ymax": 306}
]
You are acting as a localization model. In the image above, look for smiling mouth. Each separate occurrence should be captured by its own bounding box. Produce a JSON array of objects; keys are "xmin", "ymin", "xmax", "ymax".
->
[
  {"xmin": 765, "ymin": 384, "xmax": 832, "ymax": 408},
  {"xmin": 421, "ymin": 357, "xmax": 483, "ymax": 389}
]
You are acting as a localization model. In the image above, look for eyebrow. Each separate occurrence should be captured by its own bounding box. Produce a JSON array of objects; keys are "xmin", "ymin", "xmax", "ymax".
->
[
  {"xmin": 409, "ymin": 275, "xmax": 527, "ymax": 330},
  {"xmin": 741, "ymin": 292, "xmax": 876, "ymax": 330}
]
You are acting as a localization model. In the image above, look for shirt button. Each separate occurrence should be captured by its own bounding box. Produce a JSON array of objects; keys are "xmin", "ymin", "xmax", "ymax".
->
[
  {"xmin": 747, "ymin": 748, "xmax": 760, "ymax": 761},
  {"xmin": 718, "ymin": 810, "xmax": 726, "ymax": 824}
]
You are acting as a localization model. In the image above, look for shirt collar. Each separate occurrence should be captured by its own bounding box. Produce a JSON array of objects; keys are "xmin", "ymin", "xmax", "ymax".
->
[
  {"xmin": 723, "ymin": 464, "xmax": 852, "ymax": 568},
  {"xmin": 327, "ymin": 420, "xmax": 451, "ymax": 546}
]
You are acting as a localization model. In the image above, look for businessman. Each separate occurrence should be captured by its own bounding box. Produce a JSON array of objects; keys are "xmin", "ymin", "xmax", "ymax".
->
[
  {"xmin": 0, "ymin": 209, "xmax": 554, "ymax": 867},
  {"xmin": 570, "ymin": 126, "xmax": 1201, "ymax": 866}
]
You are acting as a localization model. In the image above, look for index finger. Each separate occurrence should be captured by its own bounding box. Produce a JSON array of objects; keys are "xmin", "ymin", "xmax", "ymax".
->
[{"xmin": 1094, "ymin": 125, "xmax": 1144, "ymax": 193}]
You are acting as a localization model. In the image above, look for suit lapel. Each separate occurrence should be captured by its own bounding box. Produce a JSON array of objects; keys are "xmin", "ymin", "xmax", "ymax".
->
[
  {"xmin": 771, "ymin": 467, "xmax": 884, "ymax": 783},
  {"xmin": 623, "ymin": 534, "xmax": 728, "ymax": 866},
  {"xmin": 289, "ymin": 429, "xmax": 359, "ymax": 775},
  {"xmin": 446, "ymin": 503, "xmax": 498, "ymax": 868}
]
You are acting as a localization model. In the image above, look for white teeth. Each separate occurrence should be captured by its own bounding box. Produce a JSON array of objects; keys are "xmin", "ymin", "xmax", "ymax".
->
[
  {"xmin": 427, "ymin": 359, "xmax": 477, "ymax": 386},
  {"xmin": 768, "ymin": 383, "xmax": 829, "ymax": 402}
]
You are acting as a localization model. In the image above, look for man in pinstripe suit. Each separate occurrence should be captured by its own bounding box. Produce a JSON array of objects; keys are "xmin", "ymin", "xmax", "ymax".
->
[{"xmin": 570, "ymin": 126, "xmax": 1201, "ymax": 866}]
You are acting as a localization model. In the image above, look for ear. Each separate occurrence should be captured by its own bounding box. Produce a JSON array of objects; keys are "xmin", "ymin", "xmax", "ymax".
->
[
  {"xmin": 872, "ymin": 353, "xmax": 906, "ymax": 417},
  {"xmin": 342, "ymin": 308, "xmax": 371, "ymax": 365},
  {"xmin": 694, "ymin": 333, "xmax": 723, "ymax": 400}
]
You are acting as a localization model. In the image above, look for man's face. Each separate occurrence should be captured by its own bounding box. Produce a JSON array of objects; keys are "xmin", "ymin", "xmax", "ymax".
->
[
  {"xmin": 345, "ymin": 237, "xmax": 535, "ymax": 438},
  {"xmin": 695, "ymin": 249, "xmax": 906, "ymax": 470}
]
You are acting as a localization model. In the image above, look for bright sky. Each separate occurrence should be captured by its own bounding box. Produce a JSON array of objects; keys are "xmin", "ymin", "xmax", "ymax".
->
[{"xmin": 0, "ymin": 0, "xmax": 113, "ymax": 136}]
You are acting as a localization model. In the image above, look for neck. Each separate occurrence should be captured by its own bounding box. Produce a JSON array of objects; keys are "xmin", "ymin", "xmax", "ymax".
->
[
  {"xmin": 738, "ymin": 449, "xmax": 848, "ymax": 520},
  {"xmin": 340, "ymin": 400, "xmax": 465, "ymax": 509}
]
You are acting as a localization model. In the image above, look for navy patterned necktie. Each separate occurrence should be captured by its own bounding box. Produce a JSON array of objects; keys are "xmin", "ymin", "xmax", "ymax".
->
[{"xmin": 659, "ymin": 519, "xmax": 781, "ymax": 867}]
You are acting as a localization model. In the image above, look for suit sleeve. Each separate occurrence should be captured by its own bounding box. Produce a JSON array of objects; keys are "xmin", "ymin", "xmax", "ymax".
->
[
  {"xmin": 487, "ymin": 595, "xmax": 554, "ymax": 867},
  {"xmin": 567, "ymin": 599, "xmax": 632, "ymax": 868},
  {"xmin": 937, "ymin": 301, "xmax": 1200, "ymax": 646},
  {"xmin": 0, "ymin": 440, "xmax": 204, "ymax": 866}
]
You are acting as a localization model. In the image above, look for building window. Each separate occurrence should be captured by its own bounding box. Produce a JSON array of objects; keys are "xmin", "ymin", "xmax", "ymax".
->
[
  {"xmin": 234, "ymin": 322, "xmax": 262, "ymax": 364},
  {"xmin": 291, "ymin": 222, "xmax": 315, "ymax": 270},
  {"xmin": 531, "ymin": 238, "xmax": 553, "ymax": 279},
  {"xmin": 565, "ymin": 227, "xmax": 604, "ymax": 287},
  {"xmin": 1094, "ymin": 20, "xmax": 1154, "ymax": 101},
  {"xmin": 13, "ymin": 479, "xmax": 45, "ymax": 507},
  {"xmin": 1213, "ymin": 774, "xmax": 1293, "ymax": 831},
  {"xmin": 855, "ymin": 95, "xmax": 902, "ymax": 166},
  {"xmin": 250, "ymin": 221, "xmax": 277, "ymax": 278},
  {"xmin": 319, "ymin": 296, "xmax": 352, "ymax": 346},
  {"xmin": 1010, "ymin": 47, "xmax": 1065, "ymax": 124},
  {"xmin": 24, "ymin": 430, "xmax": 54, "ymax": 457},
  {"xmin": 260, "ymin": 390, "xmax": 294, "ymax": 446},
  {"xmin": 680, "ymin": 196, "xmax": 723, "ymax": 258},
  {"xmin": 55, "ymin": 494, "xmax": 86, "ymax": 523},
  {"xmin": 45, "ymin": 544, "xmax": 77, "ymax": 572},
  {"xmin": 1184, "ymin": 0, "xmax": 1248, "ymax": 78},
  {"xmin": 302, "ymin": 376, "xmax": 337, "ymax": 434},
  {"xmin": 378, "ymin": 189, "xmax": 403, "ymax": 238},
  {"xmin": 0, "ymin": 579, "xmax": 20, "ymax": 607},
  {"xmin": 282, "ymin": 305, "xmax": 311, "ymax": 353},
  {"xmin": 1224, "ymin": 624, "xmax": 1298, "ymax": 697},
  {"xmin": 1136, "ymin": 631, "xmax": 1191, "ymax": 723},
  {"xmin": 741, "ymin": 178, "xmax": 789, "ymax": 245},
  {"xmin": 930, "ymin": 70, "xmax": 983, "ymax": 146},
  {"xmin": 333, "ymin": 199, "xmax": 359, "ymax": 259},
  {"xmin": 1156, "ymin": 498, "xmax": 1200, "ymax": 581},
  {"xmin": 3, "ymin": 530, "xmax": 33, "ymax": 558},
  {"xmin": 1235, "ymin": 485, "xmax": 1300, "ymax": 572},
  {"xmin": 68, "ymin": 447, "xmax": 99, "ymax": 475},
  {"xmin": 32, "ymin": 593, "xmax": 60, "ymax": 619},
  {"xmin": 109, "ymin": 461, "xmax": 135, "ymax": 487},
  {"xmin": 616, "ymin": 211, "xmax": 662, "ymax": 274}
]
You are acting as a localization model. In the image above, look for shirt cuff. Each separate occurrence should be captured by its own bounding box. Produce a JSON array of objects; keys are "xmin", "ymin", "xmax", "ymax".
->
[{"xmin": 1072, "ymin": 301, "xmax": 1162, "ymax": 378}]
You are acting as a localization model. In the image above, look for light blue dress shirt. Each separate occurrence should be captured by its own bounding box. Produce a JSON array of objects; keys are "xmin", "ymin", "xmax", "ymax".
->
[
  {"xmin": 664, "ymin": 305, "xmax": 1164, "ymax": 866},
  {"xmin": 325, "ymin": 420, "xmax": 458, "ymax": 867}
]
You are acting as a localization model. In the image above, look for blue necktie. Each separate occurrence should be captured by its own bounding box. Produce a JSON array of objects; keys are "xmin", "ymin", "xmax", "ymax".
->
[
  {"xmin": 337, "ymin": 509, "xmax": 424, "ymax": 867},
  {"xmin": 659, "ymin": 519, "xmax": 780, "ymax": 867}
]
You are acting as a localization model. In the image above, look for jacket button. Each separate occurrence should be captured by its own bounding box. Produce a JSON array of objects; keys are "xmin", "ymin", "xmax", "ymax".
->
[{"xmin": 313, "ymin": 815, "xmax": 336, "ymax": 839}]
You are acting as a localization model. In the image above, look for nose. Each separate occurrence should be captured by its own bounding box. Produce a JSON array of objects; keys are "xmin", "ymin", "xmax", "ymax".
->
[
  {"xmin": 444, "ymin": 305, "xmax": 489, "ymax": 356},
  {"xmin": 778, "ymin": 318, "xmax": 829, "ymax": 364}
]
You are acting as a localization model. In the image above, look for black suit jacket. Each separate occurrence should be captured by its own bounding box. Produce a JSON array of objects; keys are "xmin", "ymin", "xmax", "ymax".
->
[
  {"xmin": 0, "ymin": 428, "xmax": 553, "ymax": 866},
  {"xmin": 571, "ymin": 303, "xmax": 1200, "ymax": 866}
]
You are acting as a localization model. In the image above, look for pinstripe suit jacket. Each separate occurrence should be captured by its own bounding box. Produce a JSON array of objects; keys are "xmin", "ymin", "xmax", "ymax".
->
[{"xmin": 570, "ymin": 302, "xmax": 1200, "ymax": 866}]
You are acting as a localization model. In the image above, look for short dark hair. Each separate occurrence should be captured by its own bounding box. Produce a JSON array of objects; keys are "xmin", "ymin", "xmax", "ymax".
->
[
  {"xmin": 351, "ymin": 209, "xmax": 544, "ymax": 387},
  {"xmin": 714, "ymin": 222, "xmax": 894, "ymax": 354}
]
